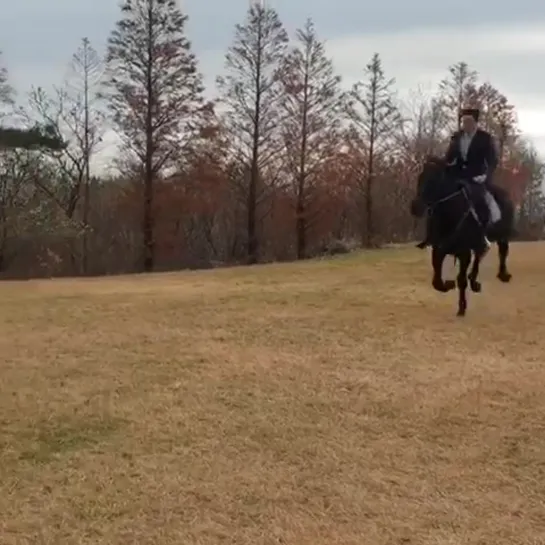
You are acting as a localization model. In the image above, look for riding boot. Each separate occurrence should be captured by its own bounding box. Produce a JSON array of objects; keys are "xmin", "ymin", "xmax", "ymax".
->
[
  {"xmin": 476, "ymin": 215, "xmax": 491, "ymax": 255},
  {"xmin": 472, "ymin": 191, "xmax": 491, "ymax": 255}
]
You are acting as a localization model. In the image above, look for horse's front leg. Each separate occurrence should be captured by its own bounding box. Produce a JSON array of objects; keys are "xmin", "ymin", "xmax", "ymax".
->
[
  {"xmin": 468, "ymin": 251, "xmax": 482, "ymax": 292},
  {"xmin": 497, "ymin": 239, "xmax": 512, "ymax": 282},
  {"xmin": 432, "ymin": 246, "xmax": 455, "ymax": 292},
  {"xmin": 456, "ymin": 251, "xmax": 472, "ymax": 317}
]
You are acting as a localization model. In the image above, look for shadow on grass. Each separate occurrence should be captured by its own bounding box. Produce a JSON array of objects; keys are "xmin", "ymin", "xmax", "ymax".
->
[{"xmin": 14, "ymin": 415, "xmax": 123, "ymax": 464}]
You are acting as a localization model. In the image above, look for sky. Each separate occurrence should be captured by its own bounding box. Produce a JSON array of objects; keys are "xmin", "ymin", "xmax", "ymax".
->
[{"xmin": 2, "ymin": 0, "xmax": 545, "ymax": 168}]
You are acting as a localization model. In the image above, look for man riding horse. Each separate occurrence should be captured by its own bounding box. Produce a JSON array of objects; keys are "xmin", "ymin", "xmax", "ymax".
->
[
  {"xmin": 417, "ymin": 106, "xmax": 502, "ymax": 255},
  {"xmin": 411, "ymin": 106, "xmax": 515, "ymax": 315}
]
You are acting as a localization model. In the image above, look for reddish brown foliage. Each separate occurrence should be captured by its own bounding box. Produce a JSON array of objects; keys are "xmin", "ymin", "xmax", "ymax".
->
[{"xmin": 495, "ymin": 162, "xmax": 530, "ymax": 205}]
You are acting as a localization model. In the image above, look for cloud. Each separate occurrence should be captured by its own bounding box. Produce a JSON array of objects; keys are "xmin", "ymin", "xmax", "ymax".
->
[
  {"xmin": 4, "ymin": 10, "xmax": 545, "ymax": 165},
  {"xmin": 325, "ymin": 22, "xmax": 545, "ymax": 93},
  {"xmin": 517, "ymin": 110, "xmax": 545, "ymax": 139},
  {"xmin": 92, "ymin": 21, "xmax": 545, "ymax": 169},
  {"xmin": 326, "ymin": 23, "xmax": 545, "ymax": 152},
  {"xmin": 203, "ymin": 21, "xmax": 545, "ymax": 154}
]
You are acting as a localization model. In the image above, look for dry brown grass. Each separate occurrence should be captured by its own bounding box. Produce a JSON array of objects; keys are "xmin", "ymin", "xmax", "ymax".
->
[{"xmin": 1, "ymin": 242, "xmax": 545, "ymax": 544}]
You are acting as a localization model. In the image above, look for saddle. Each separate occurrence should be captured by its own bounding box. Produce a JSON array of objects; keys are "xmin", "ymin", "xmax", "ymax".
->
[
  {"xmin": 460, "ymin": 180, "xmax": 511, "ymax": 230},
  {"xmin": 450, "ymin": 177, "xmax": 487, "ymax": 224}
]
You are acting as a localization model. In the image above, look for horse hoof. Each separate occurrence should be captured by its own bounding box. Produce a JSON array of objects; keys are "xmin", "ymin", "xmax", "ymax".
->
[
  {"xmin": 433, "ymin": 279, "xmax": 456, "ymax": 292},
  {"xmin": 497, "ymin": 272, "xmax": 512, "ymax": 283},
  {"xmin": 457, "ymin": 309, "xmax": 466, "ymax": 317},
  {"xmin": 444, "ymin": 280, "xmax": 455, "ymax": 291},
  {"xmin": 470, "ymin": 280, "xmax": 481, "ymax": 293},
  {"xmin": 432, "ymin": 279, "xmax": 445, "ymax": 292}
]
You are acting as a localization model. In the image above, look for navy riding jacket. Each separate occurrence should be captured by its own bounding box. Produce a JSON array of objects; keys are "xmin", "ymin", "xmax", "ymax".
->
[{"xmin": 444, "ymin": 129, "xmax": 498, "ymax": 184}]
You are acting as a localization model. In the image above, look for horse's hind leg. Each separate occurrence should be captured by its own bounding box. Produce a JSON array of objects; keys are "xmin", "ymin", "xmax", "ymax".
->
[
  {"xmin": 457, "ymin": 251, "xmax": 471, "ymax": 316},
  {"xmin": 432, "ymin": 246, "xmax": 455, "ymax": 292},
  {"xmin": 468, "ymin": 252, "xmax": 482, "ymax": 292},
  {"xmin": 497, "ymin": 240, "xmax": 512, "ymax": 282}
]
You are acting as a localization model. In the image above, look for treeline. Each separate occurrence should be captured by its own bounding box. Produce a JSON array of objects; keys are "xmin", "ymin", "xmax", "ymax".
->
[{"xmin": 0, "ymin": 0, "xmax": 543, "ymax": 278}]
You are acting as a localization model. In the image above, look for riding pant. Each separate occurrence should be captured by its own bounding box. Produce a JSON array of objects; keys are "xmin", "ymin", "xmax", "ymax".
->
[{"xmin": 471, "ymin": 175, "xmax": 501, "ymax": 224}]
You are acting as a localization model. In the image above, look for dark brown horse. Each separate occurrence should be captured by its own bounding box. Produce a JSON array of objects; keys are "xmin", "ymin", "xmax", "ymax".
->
[{"xmin": 410, "ymin": 156, "xmax": 515, "ymax": 316}]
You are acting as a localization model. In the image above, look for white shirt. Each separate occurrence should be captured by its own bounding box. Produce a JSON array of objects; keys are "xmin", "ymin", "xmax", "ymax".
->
[
  {"xmin": 459, "ymin": 129, "xmax": 476, "ymax": 160},
  {"xmin": 459, "ymin": 129, "xmax": 487, "ymax": 183}
]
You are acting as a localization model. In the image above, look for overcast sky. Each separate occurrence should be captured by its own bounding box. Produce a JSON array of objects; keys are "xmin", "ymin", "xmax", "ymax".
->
[{"xmin": 2, "ymin": 0, "xmax": 545, "ymax": 165}]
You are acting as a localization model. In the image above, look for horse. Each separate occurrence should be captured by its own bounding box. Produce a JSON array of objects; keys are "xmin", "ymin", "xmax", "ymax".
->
[{"xmin": 410, "ymin": 156, "xmax": 515, "ymax": 316}]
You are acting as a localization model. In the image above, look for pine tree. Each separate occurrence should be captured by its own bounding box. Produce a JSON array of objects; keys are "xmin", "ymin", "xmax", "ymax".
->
[
  {"xmin": 217, "ymin": 3, "xmax": 288, "ymax": 263},
  {"xmin": 438, "ymin": 61, "xmax": 478, "ymax": 130},
  {"xmin": 102, "ymin": 0, "xmax": 207, "ymax": 271},
  {"xmin": 69, "ymin": 37, "xmax": 104, "ymax": 273},
  {"xmin": 348, "ymin": 53, "xmax": 400, "ymax": 246},
  {"xmin": 0, "ymin": 52, "xmax": 14, "ymax": 109},
  {"xmin": 280, "ymin": 18, "xmax": 343, "ymax": 258}
]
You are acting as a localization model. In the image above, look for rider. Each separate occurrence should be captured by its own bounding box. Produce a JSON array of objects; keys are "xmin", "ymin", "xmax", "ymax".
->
[{"xmin": 417, "ymin": 106, "xmax": 499, "ymax": 253}]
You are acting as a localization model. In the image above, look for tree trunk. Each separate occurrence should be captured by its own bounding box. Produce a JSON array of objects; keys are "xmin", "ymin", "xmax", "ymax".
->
[
  {"xmin": 247, "ymin": 99, "xmax": 260, "ymax": 262},
  {"xmin": 296, "ymin": 77, "xmax": 309, "ymax": 260},
  {"xmin": 364, "ymin": 86, "xmax": 376, "ymax": 248},
  {"xmin": 365, "ymin": 145, "xmax": 375, "ymax": 247},
  {"xmin": 143, "ymin": 0, "xmax": 155, "ymax": 273},
  {"xmin": 247, "ymin": 159, "xmax": 258, "ymax": 264},
  {"xmin": 82, "ymin": 63, "xmax": 91, "ymax": 275},
  {"xmin": 143, "ymin": 147, "xmax": 155, "ymax": 272},
  {"xmin": 296, "ymin": 201, "xmax": 306, "ymax": 259}
]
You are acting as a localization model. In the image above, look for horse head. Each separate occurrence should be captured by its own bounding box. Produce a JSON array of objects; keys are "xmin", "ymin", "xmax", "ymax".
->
[{"xmin": 410, "ymin": 155, "xmax": 448, "ymax": 218}]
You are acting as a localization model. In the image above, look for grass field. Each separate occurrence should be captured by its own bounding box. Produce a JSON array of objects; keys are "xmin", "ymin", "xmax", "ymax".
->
[{"xmin": 1, "ymin": 242, "xmax": 545, "ymax": 544}]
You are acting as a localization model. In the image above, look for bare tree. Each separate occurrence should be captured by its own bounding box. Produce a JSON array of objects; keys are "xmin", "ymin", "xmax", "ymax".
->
[
  {"xmin": 438, "ymin": 61, "xmax": 478, "ymax": 130},
  {"xmin": 348, "ymin": 53, "xmax": 401, "ymax": 246},
  {"xmin": 0, "ymin": 51, "xmax": 14, "ymax": 111},
  {"xmin": 0, "ymin": 150, "xmax": 53, "ymax": 272},
  {"xmin": 0, "ymin": 151, "xmax": 27, "ymax": 270},
  {"xmin": 398, "ymin": 86, "xmax": 448, "ymax": 171},
  {"xmin": 26, "ymin": 88, "xmax": 89, "ymax": 218},
  {"xmin": 102, "ymin": 0, "xmax": 209, "ymax": 272},
  {"xmin": 280, "ymin": 18, "xmax": 343, "ymax": 258},
  {"xmin": 481, "ymin": 88, "xmax": 517, "ymax": 165},
  {"xmin": 518, "ymin": 142, "xmax": 545, "ymax": 232},
  {"xmin": 217, "ymin": 2, "xmax": 288, "ymax": 263},
  {"xmin": 22, "ymin": 39, "xmax": 104, "ymax": 272},
  {"xmin": 68, "ymin": 37, "xmax": 104, "ymax": 272}
]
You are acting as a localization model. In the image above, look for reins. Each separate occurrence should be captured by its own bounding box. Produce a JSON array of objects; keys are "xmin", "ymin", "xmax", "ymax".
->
[{"xmin": 424, "ymin": 182, "xmax": 480, "ymax": 251}]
